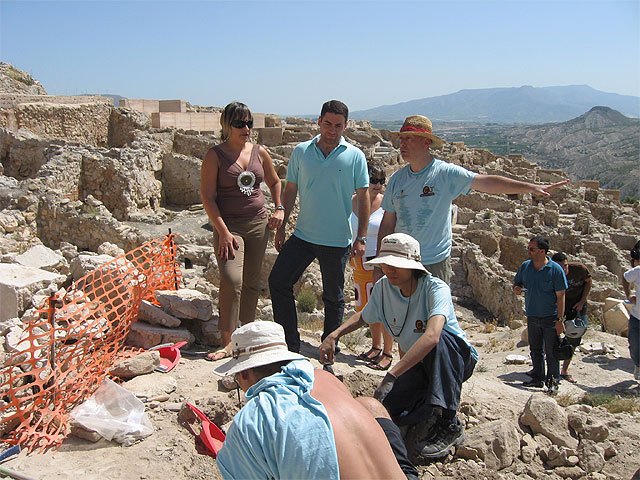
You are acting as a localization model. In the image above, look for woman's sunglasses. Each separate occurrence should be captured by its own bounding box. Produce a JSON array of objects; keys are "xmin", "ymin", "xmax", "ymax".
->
[
  {"xmin": 370, "ymin": 178, "xmax": 385, "ymax": 185},
  {"xmin": 231, "ymin": 119, "xmax": 254, "ymax": 129}
]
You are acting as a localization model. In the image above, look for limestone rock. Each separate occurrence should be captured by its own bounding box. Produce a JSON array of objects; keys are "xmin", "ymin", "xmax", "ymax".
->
[
  {"xmin": 97, "ymin": 242, "xmax": 125, "ymax": 258},
  {"xmin": 109, "ymin": 350, "xmax": 160, "ymax": 378},
  {"xmin": 14, "ymin": 244, "xmax": 67, "ymax": 273},
  {"xmin": 70, "ymin": 253, "xmax": 115, "ymax": 280},
  {"xmin": 578, "ymin": 439, "xmax": 605, "ymax": 473},
  {"xmin": 162, "ymin": 153, "xmax": 201, "ymax": 206},
  {"xmin": 123, "ymin": 373, "xmax": 177, "ymax": 401},
  {"xmin": 126, "ymin": 321, "xmax": 195, "ymax": 349},
  {"xmin": 455, "ymin": 419, "xmax": 521, "ymax": 470},
  {"xmin": 138, "ymin": 300, "xmax": 181, "ymax": 328},
  {"xmin": 520, "ymin": 395, "xmax": 578, "ymax": 449},
  {"xmin": 0, "ymin": 263, "xmax": 65, "ymax": 321},
  {"xmin": 155, "ymin": 288, "xmax": 213, "ymax": 321},
  {"xmin": 567, "ymin": 408, "xmax": 609, "ymax": 442}
]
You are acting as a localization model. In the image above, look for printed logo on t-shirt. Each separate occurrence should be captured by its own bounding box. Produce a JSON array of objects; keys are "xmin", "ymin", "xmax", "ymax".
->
[
  {"xmin": 420, "ymin": 185, "xmax": 435, "ymax": 197},
  {"xmin": 414, "ymin": 319, "xmax": 426, "ymax": 333}
]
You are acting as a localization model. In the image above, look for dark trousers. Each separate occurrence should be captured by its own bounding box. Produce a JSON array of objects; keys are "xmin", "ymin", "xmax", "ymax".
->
[
  {"xmin": 527, "ymin": 315, "xmax": 560, "ymax": 382},
  {"xmin": 268, "ymin": 235, "xmax": 350, "ymax": 352},
  {"xmin": 383, "ymin": 330, "xmax": 476, "ymax": 426},
  {"xmin": 376, "ymin": 417, "xmax": 419, "ymax": 480}
]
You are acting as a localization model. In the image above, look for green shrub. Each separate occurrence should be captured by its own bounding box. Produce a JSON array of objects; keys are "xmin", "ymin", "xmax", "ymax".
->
[{"xmin": 296, "ymin": 288, "xmax": 317, "ymax": 313}]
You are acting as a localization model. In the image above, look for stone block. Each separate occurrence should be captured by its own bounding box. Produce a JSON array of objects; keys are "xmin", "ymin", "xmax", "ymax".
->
[
  {"xmin": 257, "ymin": 127, "xmax": 284, "ymax": 147},
  {"xmin": 70, "ymin": 254, "xmax": 116, "ymax": 281},
  {"xmin": 138, "ymin": 300, "xmax": 181, "ymax": 328},
  {"xmin": 0, "ymin": 263, "xmax": 65, "ymax": 321},
  {"xmin": 126, "ymin": 321, "xmax": 195, "ymax": 349},
  {"xmin": 162, "ymin": 153, "xmax": 201, "ymax": 206},
  {"xmin": 158, "ymin": 100, "xmax": 186, "ymax": 113},
  {"xmin": 14, "ymin": 244, "xmax": 65, "ymax": 272},
  {"xmin": 602, "ymin": 301, "xmax": 629, "ymax": 336},
  {"xmin": 155, "ymin": 288, "xmax": 213, "ymax": 320}
]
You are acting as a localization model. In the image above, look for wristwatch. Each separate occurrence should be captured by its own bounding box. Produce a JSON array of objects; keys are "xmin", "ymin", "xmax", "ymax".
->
[
  {"xmin": 275, "ymin": 205, "xmax": 285, "ymax": 211},
  {"xmin": 355, "ymin": 236, "xmax": 367, "ymax": 244}
]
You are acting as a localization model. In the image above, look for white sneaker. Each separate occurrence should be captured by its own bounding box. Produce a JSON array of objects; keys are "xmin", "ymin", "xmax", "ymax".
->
[{"xmin": 634, "ymin": 365, "xmax": 640, "ymax": 381}]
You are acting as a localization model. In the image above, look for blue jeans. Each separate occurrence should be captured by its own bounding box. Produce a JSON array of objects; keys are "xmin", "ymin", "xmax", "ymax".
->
[
  {"xmin": 629, "ymin": 314, "xmax": 640, "ymax": 367},
  {"xmin": 527, "ymin": 315, "xmax": 560, "ymax": 382},
  {"xmin": 268, "ymin": 235, "xmax": 350, "ymax": 352}
]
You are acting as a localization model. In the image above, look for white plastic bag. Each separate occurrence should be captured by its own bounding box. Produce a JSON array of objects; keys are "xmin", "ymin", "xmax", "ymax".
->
[{"xmin": 71, "ymin": 378, "xmax": 153, "ymax": 445}]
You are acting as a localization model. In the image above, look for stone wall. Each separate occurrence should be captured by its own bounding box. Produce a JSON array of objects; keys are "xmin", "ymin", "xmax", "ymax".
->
[
  {"xmin": 162, "ymin": 153, "xmax": 201, "ymax": 206},
  {"xmin": 4, "ymin": 102, "xmax": 112, "ymax": 147}
]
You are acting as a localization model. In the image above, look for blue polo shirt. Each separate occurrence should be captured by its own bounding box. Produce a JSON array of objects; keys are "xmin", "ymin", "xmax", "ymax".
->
[
  {"xmin": 514, "ymin": 258, "xmax": 568, "ymax": 317},
  {"xmin": 287, "ymin": 136, "xmax": 368, "ymax": 247}
]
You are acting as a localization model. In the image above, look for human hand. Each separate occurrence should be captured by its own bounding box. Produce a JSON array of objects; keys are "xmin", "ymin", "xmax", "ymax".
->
[
  {"xmin": 218, "ymin": 232, "xmax": 239, "ymax": 261},
  {"xmin": 373, "ymin": 372, "xmax": 396, "ymax": 403},
  {"xmin": 574, "ymin": 300, "xmax": 585, "ymax": 312},
  {"xmin": 351, "ymin": 240, "xmax": 366, "ymax": 258},
  {"xmin": 531, "ymin": 179, "xmax": 570, "ymax": 197},
  {"xmin": 268, "ymin": 210, "xmax": 284, "ymax": 230},
  {"xmin": 555, "ymin": 319, "xmax": 565, "ymax": 336},
  {"xmin": 513, "ymin": 285, "xmax": 524, "ymax": 295},
  {"xmin": 319, "ymin": 336, "xmax": 336, "ymax": 365},
  {"xmin": 275, "ymin": 228, "xmax": 286, "ymax": 252}
]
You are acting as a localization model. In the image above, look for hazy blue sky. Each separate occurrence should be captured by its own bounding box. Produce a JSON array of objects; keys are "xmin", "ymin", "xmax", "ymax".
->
[{"xmin": 1, "ymin": 0, "xmax": 638, "ymax": 115}]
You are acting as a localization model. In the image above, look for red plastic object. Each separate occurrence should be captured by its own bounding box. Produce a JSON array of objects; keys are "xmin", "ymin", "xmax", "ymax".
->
[
  {"xmin": 153, "ymin": 341, "xmax": 187, "ymax": 373},
  {"xmin": 185, "ymin": 402, "xmax": 225, "ymax": 457}
]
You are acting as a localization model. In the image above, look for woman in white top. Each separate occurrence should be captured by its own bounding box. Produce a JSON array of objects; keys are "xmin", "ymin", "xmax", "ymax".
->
[{"xmin": 349, "ymin": 161, "xmax": 394, "ymax": 370}]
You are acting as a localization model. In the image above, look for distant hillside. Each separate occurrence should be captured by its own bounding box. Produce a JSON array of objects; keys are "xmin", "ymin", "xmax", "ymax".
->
[
  {"xmin": 503, "ymin": 106, "xmax": 640, "ymax": 199},
  {"xmin": 351, "ymin": 85, "xmax": 640, "ymax": 124}
]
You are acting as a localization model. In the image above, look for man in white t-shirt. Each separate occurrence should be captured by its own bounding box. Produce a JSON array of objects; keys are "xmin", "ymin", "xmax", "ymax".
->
[{"xmin": 622, "ymin": 240, "xmax": 640, "ymax": 381}]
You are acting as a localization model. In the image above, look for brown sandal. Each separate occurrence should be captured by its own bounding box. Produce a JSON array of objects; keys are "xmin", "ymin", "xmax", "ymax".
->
[
  {"xmin": 358, "ymin": 347, "xmax": 382, "ymax": 361},
  {"xmin": 367, "ymin": 353, "xmax": 393, "ymax": 371}
]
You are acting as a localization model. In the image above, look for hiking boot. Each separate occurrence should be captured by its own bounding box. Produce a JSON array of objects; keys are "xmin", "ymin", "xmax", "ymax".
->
[
  {"xmin": 634, "ymin": 365, "xmax": 640, "ymax": 381},
  {"xmin": 414, "ymin": 416, "xmax": 465, "ymax": 461},
  {"xmin": 523, "ymin": 379, "xmax": 544, "ymax": 388}
]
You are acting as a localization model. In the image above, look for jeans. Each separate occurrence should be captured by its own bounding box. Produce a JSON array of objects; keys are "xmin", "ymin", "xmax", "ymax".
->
[
  {"xmin": 268, "ymin": 235, "xmax": 350, "ymax": 352},
  {"xmin": 383, "ymin": 330, "xmax": 476, "ymax": 426},
  {"xmin": 527, "ymin": 315, "xmax": 560, "ymax": 382},
  {"xmin": 629, "ymin": 314, "xmax": 639, "ymax": 367}
]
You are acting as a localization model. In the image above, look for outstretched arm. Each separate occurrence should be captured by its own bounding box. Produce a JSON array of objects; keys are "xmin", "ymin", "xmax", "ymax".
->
[{"xmin": 472, "ymin": 174, "xmax": 569, "ymax": 197}]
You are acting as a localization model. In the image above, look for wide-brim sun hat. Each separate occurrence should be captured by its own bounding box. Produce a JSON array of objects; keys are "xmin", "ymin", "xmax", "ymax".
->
[
  {"xmin": 364, "ymin": 233, "xmax": 427, "ymax": 273},
  {"xmin": 390, "ymin": 115, "xmax": 445, "ymax": 148},
  {"xmin": 213, "ymin": 321, "xmax": 305, "ymax": 377}
]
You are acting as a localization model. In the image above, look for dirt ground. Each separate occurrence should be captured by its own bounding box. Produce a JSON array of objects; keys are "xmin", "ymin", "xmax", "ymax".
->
[{"xmin": 3, "ymin": 305, "xmax": 640, "ymax": 480}]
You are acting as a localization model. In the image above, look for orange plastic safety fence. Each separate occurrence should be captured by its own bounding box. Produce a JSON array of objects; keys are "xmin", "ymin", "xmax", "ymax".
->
[{"xmin": 0, "ymin": 234, "xmax": 182, "ymax": 452}]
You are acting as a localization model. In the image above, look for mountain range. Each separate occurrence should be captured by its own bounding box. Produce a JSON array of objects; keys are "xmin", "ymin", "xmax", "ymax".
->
[
  {"xmin": 500, "ymin": 106, "xmax": 639, "ymax": 199},
  {"xmin": 351, "ymin": 85, "xmax": 640, "ymax": 124}
]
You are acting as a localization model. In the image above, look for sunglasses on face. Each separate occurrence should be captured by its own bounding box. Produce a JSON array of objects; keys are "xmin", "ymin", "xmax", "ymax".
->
[
  {"xmin": 370, "ymin": 178, "xmax": 385, "ymax": 185},
  {"xmin": 231, "ymin": 119, "xmax": 254, "ymax": 129}
]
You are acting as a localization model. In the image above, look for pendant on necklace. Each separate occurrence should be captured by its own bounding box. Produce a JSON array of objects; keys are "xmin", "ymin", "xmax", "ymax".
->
[{"xmin": 237, "ymin": 171, "xmax": 256, "ymax": 196}]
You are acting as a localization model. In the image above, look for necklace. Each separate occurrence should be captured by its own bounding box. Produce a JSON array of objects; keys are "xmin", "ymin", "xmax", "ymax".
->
[{"xmin": 381, "ymin": 277, "xmax": 414, "ymax": 338}]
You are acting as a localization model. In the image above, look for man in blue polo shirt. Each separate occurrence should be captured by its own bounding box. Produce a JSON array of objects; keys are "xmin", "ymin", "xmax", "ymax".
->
[
  {"xmin": 269, "ymin": 100, "xmax": 370, "ymax": 353},
  {"xmin": 513, "ymin": 236, "xmax": 568, "ymax": 393},
  {"xmin": 378, "ymin": 115, "xmax": 569, "ymax": 284}
]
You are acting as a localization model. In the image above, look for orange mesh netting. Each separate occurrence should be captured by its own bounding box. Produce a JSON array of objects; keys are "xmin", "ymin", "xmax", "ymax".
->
[{"xmin": 0, "ymin": 234, "xmax": 182, "ymax": 452}]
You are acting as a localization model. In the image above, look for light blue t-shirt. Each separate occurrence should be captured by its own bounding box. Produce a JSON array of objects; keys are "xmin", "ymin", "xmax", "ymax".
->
[
  {"xmin": 513, "ymin": 258, "xmax": 568, "ymax": 317},
  {"xmin": 287, "ymin": 135, "xmax": 369, "ymax": 247},
  {"xmin": 381, "ymin": 159, "xmax": 476, "ymax": 264},
  {"xmin": 217, "ymin": 359, "xmax": 339, "ymax": 480},
  {"xmin": 361, "ymin": 275, "xmax": 478, "ymax": 361}
]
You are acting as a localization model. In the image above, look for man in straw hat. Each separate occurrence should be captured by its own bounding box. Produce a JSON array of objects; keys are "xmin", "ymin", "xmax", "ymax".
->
[
  {"xmin": 214, "ymin": 321, "xmax": 418, "ymax": 479},
  {"xmin": 378, "ymin": 115, "xmax": 569, "ymax": 284},
  {"xmin": 320, "ymin": 233, "xmax": 478, "ymax": 463}
]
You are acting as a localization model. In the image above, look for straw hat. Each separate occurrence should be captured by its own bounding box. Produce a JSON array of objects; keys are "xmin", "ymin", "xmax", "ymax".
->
[
  {"xmin": 213, "ymin": 321, "xmax": 304, "ymax": 376},
  {"xmin": 391, "ymin": 115, "xmax": 444, "ymax": 148},
  {"xmin": 364, "ymin": 233, "xmax": 427, "ymax": 273}
]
